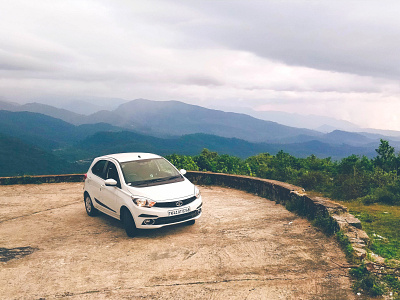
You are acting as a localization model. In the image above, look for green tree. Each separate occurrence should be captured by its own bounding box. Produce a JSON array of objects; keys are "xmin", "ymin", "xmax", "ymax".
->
[
  {"xmin": 194, "ymin": 149, "xmax": 218, "ymax": 172},
  {"xmin": 375, "ymin": 139, "xmax": 396, "ymax": 172}
]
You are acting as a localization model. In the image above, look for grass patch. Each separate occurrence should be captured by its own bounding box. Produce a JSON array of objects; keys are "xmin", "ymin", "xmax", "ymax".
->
[
  {"xmin": 311, "ymin": 212, "xmax": 338, "ymax": 236},
  {"xmin": 337, "ymin": 200, "xmax": 400, "ymax": 298},
  {"xmin": 350, "ymin": 265, "xmax": 385, "ymax": 297},
  {"xmin": 337, "ymin": 200, "xmax": 400, "ymax": 261},
  {"xmin": 336, "ymin": 231, "xmax": 357, "ymax": 263}
]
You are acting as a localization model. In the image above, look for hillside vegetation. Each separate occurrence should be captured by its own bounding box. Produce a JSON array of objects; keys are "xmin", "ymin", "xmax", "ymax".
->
[
  {"xmin": 168, "ymin": 140, "xmax": 400, "ymax": 205},
  {"xmin": 0, "ymin": 134, "xmax": 75, "ymax": 177}
]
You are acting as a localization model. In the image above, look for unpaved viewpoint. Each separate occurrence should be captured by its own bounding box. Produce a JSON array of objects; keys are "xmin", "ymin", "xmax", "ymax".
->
[{"xmin": 0, "ymin": 183, "xmax": 355, "ymax": 299}]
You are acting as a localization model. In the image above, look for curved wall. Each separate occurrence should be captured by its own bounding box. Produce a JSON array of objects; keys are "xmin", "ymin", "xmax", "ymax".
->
[{"xmin": 185, "ymin": 171, "xmax": 369, "ymax": 261}]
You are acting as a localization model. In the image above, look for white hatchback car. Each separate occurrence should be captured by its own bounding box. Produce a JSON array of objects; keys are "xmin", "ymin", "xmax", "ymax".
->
[{"xmin": 83, "ymin": 153, "xmax": 202, "ymax": 237}]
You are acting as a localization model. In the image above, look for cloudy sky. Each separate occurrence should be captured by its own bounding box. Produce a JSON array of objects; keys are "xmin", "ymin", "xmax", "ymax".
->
[{"xmin": 1, "ymin": 0, "xmax": 400, "ymax": 130}]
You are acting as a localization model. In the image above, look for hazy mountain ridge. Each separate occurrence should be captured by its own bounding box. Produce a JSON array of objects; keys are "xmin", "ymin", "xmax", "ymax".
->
[
  {"xmin": 0, "ymin": 110, "xmax": 384, "ymax": 176},
  {"xmin": 85, "ymin": 99, "xmax": 323, "ymax": 143},
  {"xmin": 0, "ymin": 110, "xmax": 125, "ymax": 150},
  {"xmin": 4, "ymin": 98, "xmax": 400, "ymax": 143},
  {"xmin": 215, "ymin": 106, "xmax": 362, "ymax": 132},
  {"xmin": 70, "ymin": 130, "xmax": 378, "ymax": 162},
  {"xmin": 1, "ymin": 98, "xmax": 400, "ymax": 176},
  {"xmin": 1, "ymin": 99, "xmax": 323, "ymax": 142}
]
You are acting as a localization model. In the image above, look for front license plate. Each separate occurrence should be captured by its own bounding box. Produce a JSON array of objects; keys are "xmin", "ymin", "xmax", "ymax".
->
[{"xmin": 168, "ymin": 207, "xmax": 190, "ymax": 216}]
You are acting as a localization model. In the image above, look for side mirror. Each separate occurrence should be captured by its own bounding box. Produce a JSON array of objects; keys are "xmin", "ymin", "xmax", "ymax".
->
[
  {"xmin": 105, "ymin": 178, "xmax": 118, "ymax": 186},
  {"xmin": 180, "ymin": 169, "xmax": 187, "ymax": 175}
]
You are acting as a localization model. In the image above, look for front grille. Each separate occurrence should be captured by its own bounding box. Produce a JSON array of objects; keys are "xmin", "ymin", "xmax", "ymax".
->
[
  {"xmin": 154, "ymin": 196, "xmax": 197, "ymax": 208},
  {"xmin": 153, "ymin": 209, "xmax": 201, "ymax": 225}
]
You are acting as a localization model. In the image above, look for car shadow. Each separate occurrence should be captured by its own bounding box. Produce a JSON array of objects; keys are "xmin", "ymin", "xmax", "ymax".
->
[
  {"xmin": 94, "ymin": 211, "xmax": 195, "ymax": 238},
  {"xmin": 137, "ymin": 221, "xmax": 195, "ymax": 239}
]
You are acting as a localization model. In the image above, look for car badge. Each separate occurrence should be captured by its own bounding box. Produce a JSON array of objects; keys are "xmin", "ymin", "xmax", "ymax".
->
[{"xmin": 176, "ymin": 201, "xmax": 183, "ymax": 207}]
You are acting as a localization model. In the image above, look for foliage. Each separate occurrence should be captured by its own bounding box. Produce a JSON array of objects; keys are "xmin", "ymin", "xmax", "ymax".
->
[
  {"xmin": 311, "ymin": 211, "xmax": 338, "ymax": 236},
  {"xmin": 350, "ymin": 265, "xmax": 385, "ymax": 297},
  {"xmin": 336, "ymin": 231, "xmax": 356, "ymax": 263},
  {"xmin": 166, "ymin": 140, "xmax": 400, "ymax": 205},
  {"xmin": 0, "ymin": 133, "xmax": 78, "ymax": 177},
  {"xmin": 375, "ymin": 139, "xmax": 397, "ymax": 172},
  {"xmin": 382, "ymin": 275, "xmax": 400, "ymax": 299}
]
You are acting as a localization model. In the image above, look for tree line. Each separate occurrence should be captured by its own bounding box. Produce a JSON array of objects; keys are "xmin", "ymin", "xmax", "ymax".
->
[{"xmin": 167, "ymin": 139, "xmax": 400, "ymax": 205}]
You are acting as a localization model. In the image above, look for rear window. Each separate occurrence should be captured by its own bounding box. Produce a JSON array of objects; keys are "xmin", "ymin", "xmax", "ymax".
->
[{"xmin": 91, "ymin": 160, "xmax": 107, "ymax": 179}]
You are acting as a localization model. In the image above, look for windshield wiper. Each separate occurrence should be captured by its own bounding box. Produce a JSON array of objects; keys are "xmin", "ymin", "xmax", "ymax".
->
[
  {"xmin": 129, "ymin": 180, "xmax": 150, "ymax": 187},
  {"xmin": 129, "ymin": 175, "xmax": 181, "ymax": 187},
  {"xmin": 164, "ymin": 175, "xmax": 181, "ymax": 180}
]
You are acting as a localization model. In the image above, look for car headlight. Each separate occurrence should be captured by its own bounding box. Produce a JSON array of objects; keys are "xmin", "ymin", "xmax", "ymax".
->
[
  {"xmin": 132, "ymin": 196, "xmax": 156, "ymax": 208},
  {"xmin": 195, "ymin": 186, "xmax": 201, "ymax": 199}
]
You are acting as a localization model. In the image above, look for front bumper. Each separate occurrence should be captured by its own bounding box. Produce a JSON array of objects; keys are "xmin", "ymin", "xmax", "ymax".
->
[
  {"xmin": 133, "ymin": 197, "xmax": 202, "ymax": 229},
  {"xmin": 152, "ymin": 205, "xmax": 201, "ymax": 225}
]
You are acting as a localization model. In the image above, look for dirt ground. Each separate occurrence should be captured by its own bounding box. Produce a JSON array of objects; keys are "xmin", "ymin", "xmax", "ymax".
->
[{"xmin": 0, "ymin": 183, "xmax": 356, "ymax": 300}]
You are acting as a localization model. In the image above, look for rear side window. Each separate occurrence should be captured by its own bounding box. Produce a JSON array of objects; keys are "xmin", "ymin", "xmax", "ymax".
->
[{"xmin": 91, "ymin": 160, "xmax": 107, "ymax": 179}]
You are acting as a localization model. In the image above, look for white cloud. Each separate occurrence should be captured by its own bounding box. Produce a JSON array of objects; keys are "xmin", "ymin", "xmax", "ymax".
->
[{"xmin": 1, "ymin": 0, "xmax": 400, "ymax": 130}]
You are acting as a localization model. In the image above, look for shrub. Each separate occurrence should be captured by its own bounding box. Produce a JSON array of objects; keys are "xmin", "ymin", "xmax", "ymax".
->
[
  {"xmin": 361, "ymin": 194, "xmax": 378, "ymax": 205},
  {"xmin": 312, "ymin": 211, "xmax": 338, "ymax": 236},
  {"xmin": 296, "ymin": 171, "xmax": 330, "ymax": 191},
  {"xmin": 336, "ymin": 231, "xmax": 356, "ymax": 263},
  {"xmin": 350, "ymin": 265, "xmax": 385, "ymax": 297}
]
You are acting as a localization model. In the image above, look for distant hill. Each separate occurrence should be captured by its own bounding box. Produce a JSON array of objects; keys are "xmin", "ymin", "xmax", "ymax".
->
[
  {"xmin": 18, "ymin": 103, "xmax": 84, "ymax": 125},
  {"xmin": 74, "ymin": 131, "xmax": 378, "ymax": 161},
  {"xmin": 0, "ymin": 101, "xmax": 85, "ymax": 125},
  {"xmin": 5, "ymin": 97, "xmax": 400, "ymax": 145},
  {"xmin": 0, "ymin": 109, "xmax": 384, "ymax": 177},
  {"xmin": 322, "ymin": 130, "xmax": 375, "ymax": 146},
  {"xmin": 0, "ymin": 110, "xmax": 78, "ymax": 149},
  {"xmin": 84, "ymin": 99, "xmax": 322, "ymax": 143},
  {"xmin": 0, "ymin": 99, "xmax": 399, "ymax": 177},
  {"xmin": 75, "ymin": 131, "xmax": 267, "ymax": 158},
  {"xmin": 211, "ymin": 105, "xmax": 362, "ymax": 132},
  {"xmin": 0, "ymin": 133, "xmax": 76, "ymax": 176},
  {"xmin": 30, "ymin": 95, "xmax": 127, "ymax": 115},
  {"xmin": 57, "ymin": 100, "xmax": 108, "ymax": 115},
  {"xmin": 0, "ymin": 100, "xmax": 19, "ymax": 111},
  {"xmin": 0, "ymin": 110, "xmax": 124, "ymax": 150}
]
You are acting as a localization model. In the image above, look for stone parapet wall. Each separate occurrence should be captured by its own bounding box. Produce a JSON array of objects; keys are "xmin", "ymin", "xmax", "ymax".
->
[
  {"xmin": 0, "ymin": 174, "xmax": 85, "ymax": 185},
  {"xmin": 185, "ymin": 171, "xmax": 369, "ymax": 261}
]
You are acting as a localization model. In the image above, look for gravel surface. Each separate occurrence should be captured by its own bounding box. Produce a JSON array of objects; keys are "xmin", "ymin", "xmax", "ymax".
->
[{"xmin": 0, "ymin": 183, "xmax": 355, "ymax": 299}]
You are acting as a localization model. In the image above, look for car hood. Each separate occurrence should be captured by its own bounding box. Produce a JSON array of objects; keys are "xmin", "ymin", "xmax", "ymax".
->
[{"xmin": 127, "ymin": 178, "xmax": 195, "ymax": 202}]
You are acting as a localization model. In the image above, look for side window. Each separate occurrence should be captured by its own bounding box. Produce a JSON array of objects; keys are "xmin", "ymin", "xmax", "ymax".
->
[
  {"xmin": 91, "ymin": 160, "xmax": 107, "ymax": 179},
  {"xmin": 106, "ymin": 162, "xmax": 121, "ymax": 187}
]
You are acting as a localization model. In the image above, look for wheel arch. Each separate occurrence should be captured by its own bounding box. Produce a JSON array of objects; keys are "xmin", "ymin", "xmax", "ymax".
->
[{"xmin": 120, "ymin": 206, "xmax": 131, "ymax": 221}]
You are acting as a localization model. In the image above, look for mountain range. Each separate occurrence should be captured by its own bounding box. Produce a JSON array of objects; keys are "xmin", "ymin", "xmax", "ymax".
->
[{"xmin": 0, "ymin": 98, "xmax": 398, "ymax": 176}]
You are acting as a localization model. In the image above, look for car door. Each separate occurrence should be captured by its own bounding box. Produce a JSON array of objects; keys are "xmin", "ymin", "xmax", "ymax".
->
[
  {"xmin": 87, "ymin": 159, "xmax": 107, "ymax": 209},
  {"xmin": 98, "ymin": 161, "xmax": 122, "ymax": 217}
]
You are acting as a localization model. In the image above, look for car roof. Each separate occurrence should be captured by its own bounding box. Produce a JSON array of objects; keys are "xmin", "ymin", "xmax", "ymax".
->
[{"xmin": 98, "ymin": 152, "xmax": 162, "ymax": 163}]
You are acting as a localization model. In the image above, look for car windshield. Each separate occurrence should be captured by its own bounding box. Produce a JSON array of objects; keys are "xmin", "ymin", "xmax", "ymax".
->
[{"xmin": 120, "ymin": 158, "xmax": 183, "ymax": 187}]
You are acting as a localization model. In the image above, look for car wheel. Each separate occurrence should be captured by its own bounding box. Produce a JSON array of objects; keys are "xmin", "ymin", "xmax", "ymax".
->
[
  {"xmin": 84, "ymin": 194, "xmax": 97, "ymax": 216},
  {"xmin": 186, "ymin": 219, "xmax": 195, "ymax": 225},
  {"xmin": 122, "ymin": 209, "xmax": 137, "ymax": 237}
]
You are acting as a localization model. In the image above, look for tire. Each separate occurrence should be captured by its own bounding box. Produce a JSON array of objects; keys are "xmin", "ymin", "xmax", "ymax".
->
[
  {"xmin": 121, "ymin": 209, "xmax": 137, "ymax": 237},
  {"xmin": 84, "ymin": 194, "xmax": 97, "ymax": 216},
  {"xmin": 186, "ymin": 219, "xmax": 195, "ymax": 225}
]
